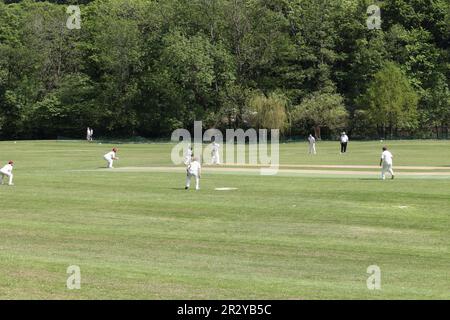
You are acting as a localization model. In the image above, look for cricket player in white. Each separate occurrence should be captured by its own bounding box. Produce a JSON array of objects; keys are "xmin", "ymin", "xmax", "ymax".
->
[
  {"xmin": 308, "ymin": 134, "xmax": 317, "ymax": 155},
  {"xmin": 184, "ymin": 146, "xmax": 193, "ymax": 165},
  {"xmin": 211, "ymin": 141, "xmax": 220, "ymax": 165},
  {"xmin": 185, "ymin": 157, "xmax": 201, "ymax": 190},
  {"xmin": 380, "ymin": 146, "xmax": 394, "ymax": 180},
  {"xmin": 0, "ymin": 161, "xmax": 14, "ymax": 186},
  {"xmin": 104, "ymin": 148, "xmax": 119, "ymax": 168}
]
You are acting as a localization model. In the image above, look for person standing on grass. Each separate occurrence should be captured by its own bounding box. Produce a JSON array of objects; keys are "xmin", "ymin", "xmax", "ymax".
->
[
  {"xmin": 89, "ymin": 128, "xmax": 94, "ymax": 141},
  {"xmin": 340, "ymin": 132, "xmax": 349, "ymax": 154},
  {"xmin": 380, "ymin": 146, "xmax": 395, "ymax": 180},
  {"xmin": 104, "ymin": 148, "xmax": 119, "ymax": 168},
  {"xmin": 308, "ymin": 134, "xmax": 317, "ymax": 155},
  {"xmin": 210, "ymin": 139, "xmax": 220, "ymax": 165},
  {"xmin": 184, "ymin": 145, "xmax": 193, "ymax": 165},
  {"xmin": 185, "ymin": 157, "xmax": 201, "ymax": 190},
  {"xmin": 87, "ymin": 127, "xmax": 91, "ymax": 141},
  {"xmin": 0, "ymin": 161, "xmax": 14, "ymax": 186}
]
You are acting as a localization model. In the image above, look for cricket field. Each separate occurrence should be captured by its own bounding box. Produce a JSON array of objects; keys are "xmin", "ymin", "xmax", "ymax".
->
[{"xmin": 0, "ymin": 140, "xmax": 449, "ymax": 299}]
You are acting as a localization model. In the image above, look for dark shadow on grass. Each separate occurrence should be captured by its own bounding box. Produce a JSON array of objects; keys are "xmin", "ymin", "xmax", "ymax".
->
[{"xmin": 169, "ymin": 187, "xmax": 187, "ymax": 190}]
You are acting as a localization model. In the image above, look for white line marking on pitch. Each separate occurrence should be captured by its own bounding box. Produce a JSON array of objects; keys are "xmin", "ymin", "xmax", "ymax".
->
[{"xmin": 214, "ymin": 187, "xmax": 238, "ymax": 191}]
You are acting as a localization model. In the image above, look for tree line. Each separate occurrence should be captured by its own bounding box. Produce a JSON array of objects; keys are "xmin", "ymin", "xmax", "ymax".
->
[{"xmin": 0, "ymin": 0, "xmax": 449, "ymax": 140}]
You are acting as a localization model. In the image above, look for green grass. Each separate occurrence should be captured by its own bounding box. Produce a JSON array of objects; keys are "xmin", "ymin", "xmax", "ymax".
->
[{"xmin": 0, "ymin": 140, "xmax": 449, "ymax": 299}]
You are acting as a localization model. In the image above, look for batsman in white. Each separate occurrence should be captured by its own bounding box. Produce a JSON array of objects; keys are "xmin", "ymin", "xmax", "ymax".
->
[
  {"xmin": 104, "ymin": 148, "xmax": 119, "ymax": 168},
  {"xmin": 308, "ymin": 134, "xmax": 317, "ymax": 155},
  {"xmin": 380, "ymin": 146, "xmax": 395, "ymax": 180},
  {"xmin": 185, "ymin": 156, "xmax": 201, "ymax": 190},
  {"xmin": 210, "ymin": 140, "xmax": 220, "ymax": 165},
  {"xmin": 0, "ymin": 160, "xmax": 14, "ymax": 186}
]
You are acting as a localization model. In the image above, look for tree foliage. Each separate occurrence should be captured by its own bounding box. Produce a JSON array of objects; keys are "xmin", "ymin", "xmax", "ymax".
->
[
  {"xmin": 293, "ymin": 91, "xmax": 348, "ymax": 139},
  {"xmin": 247, "ymin": 92, "xmax": 288, "ymax": 133},
  {"xmin": 360, "ymin": 61, "xmax": 419, "ymax": 137},
  {"xmin": 0, "ymin": 0, "xmax": 448, "ymax": 139}
]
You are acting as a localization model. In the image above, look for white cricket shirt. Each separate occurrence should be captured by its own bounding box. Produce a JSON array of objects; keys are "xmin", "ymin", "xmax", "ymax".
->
[
  {"xmin": 212, "ymin": 143, "xmax": 220, "ymax": 153},
  {"xmin": 188, "ymin": 161, "xmax": 201, "ymax": 175},
  {"xmin": 0, "ymin": 164, "xmax": 13, "ymax": 174},
  {"xmin": 104, "ymin": 151, "xmax": 116, "ymax": 160},
  {"xmin": 381, "ymin": 150, "xmax": 393, "ymax": 164}
]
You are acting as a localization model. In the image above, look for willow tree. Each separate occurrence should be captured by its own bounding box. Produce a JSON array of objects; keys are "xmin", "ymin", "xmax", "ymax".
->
[{"xmin": 247, "ymin": 92, "xmax": 288, "ymax": 133}]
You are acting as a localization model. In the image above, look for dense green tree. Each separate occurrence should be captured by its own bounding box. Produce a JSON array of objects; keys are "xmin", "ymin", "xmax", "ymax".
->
[
  {"xmin": 0, "ymin": 0, "xmax": 448, "ymax": 139},
  {"xmin": 293, "ymin": 91, "xmax": 348, "ymax": 139},
  {"xmin": 359, "ymin": 62, "xmax": 419, "ymax": 138},
  {"xmin": 421, "ymin": 73, "xmax": 450, "ymax": 138}
]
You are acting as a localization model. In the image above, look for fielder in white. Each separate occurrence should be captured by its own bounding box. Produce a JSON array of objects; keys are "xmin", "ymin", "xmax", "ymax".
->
[
  {"xmin": 104, "ymin": 148, "xmax": 119, "ymax": 168},
  {"xmin": 380, "ymin": 146, "xmax": 395, "ymax": 180},
  {"xmin": 211, "ymin": 141, "xmax": 220, "ymax": 165},
  {"xmin": 0, "ymin": 161, "xmax": 14, "ymax": 186},
  {"xmin": 185, "ymin": 157, "xmax": 201, "ymax": 190},
  {"xmin": 184, "ymin": 145, "xmax": 193, "ymax": 165},
  {"xmin": 308, "ymin": 134, "xmax": 317, "ymax": 155}
]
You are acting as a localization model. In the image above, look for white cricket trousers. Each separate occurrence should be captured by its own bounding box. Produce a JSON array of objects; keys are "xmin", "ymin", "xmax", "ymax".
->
[
  {"xmin": 0, "ymin": 171, "xmax": 13, "ymax": 185},
  {"xmin": 186, "ymin": 172, "xmax": 200, "ymax": 190},
  {"xmin": 381, "ymin": 162, "xmax": 394, "ymax": 180},
  {"xmin": 104, "ymin": 156, "xmax": 114, "ymax": 168},
  {"xmin": 309, "ymin": 143, "xmax": 316, "ymax": 154}
]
